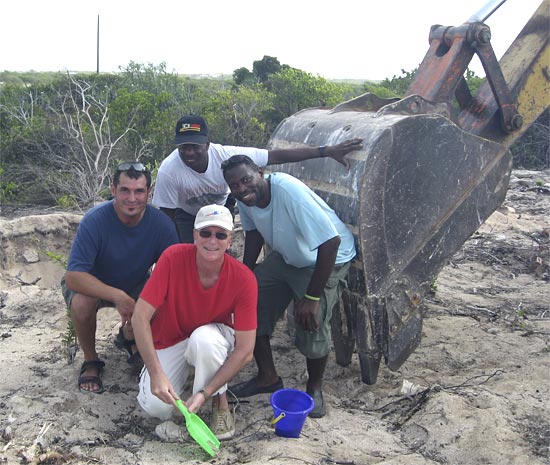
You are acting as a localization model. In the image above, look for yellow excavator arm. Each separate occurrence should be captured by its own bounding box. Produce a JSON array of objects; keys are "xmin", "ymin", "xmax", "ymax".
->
[{"xmin": 268, "ymin": 0, "xmax": 549, "ymax": 384}]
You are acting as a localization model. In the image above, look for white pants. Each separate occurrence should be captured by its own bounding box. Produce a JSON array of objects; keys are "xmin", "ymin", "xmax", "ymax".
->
[{"xmin": 137, "ymin": 323, "xmax": 235, "ymax": 420}]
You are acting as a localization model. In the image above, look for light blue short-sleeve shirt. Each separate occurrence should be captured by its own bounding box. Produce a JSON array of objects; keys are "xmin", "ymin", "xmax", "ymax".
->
[{"xmin": 238, "ymin": 173, "xmax": 356, "ymax": 268}]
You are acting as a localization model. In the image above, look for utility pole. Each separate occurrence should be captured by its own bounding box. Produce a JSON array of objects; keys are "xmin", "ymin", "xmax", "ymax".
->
[{"xmin": 96, "ymin": 15, "xmax": 100, "ymax": 74}]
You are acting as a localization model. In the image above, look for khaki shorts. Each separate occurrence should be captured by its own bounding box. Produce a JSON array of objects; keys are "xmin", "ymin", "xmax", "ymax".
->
[
  {"xmin": 60, "ymin": 275, "xmax": 146, "ymax": 310},
  {"xmin": 254, "ymin": 251, "xmax": 351, "ymax": 359}
]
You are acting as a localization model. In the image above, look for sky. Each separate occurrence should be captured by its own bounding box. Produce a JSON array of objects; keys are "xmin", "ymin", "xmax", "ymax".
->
[{"xmin": 0, "ymin": 0, "xmax": 544, "ymax": 81}]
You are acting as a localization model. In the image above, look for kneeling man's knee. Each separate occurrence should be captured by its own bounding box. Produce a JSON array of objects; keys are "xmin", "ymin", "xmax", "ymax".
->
[{"xmin": 137, "ymin": 389, "xmax": 173, "ymax": 420}]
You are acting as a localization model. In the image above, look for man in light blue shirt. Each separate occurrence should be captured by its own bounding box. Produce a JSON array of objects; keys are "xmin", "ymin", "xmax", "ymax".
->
[{"xmin": 222, "ymin": 155, "xmax": 356, "ymax": 418}]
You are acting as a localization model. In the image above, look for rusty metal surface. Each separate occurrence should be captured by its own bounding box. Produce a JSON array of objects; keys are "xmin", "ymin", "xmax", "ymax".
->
[
  {"xmin": 459, "ymin": 0, "xmax": 550, "ymax": 145},
  {"xmin": 406, "ymin": 21, "xmax": 523, "ymax": 135},
  {"xmin": 406, "ymin": 1, "xmax": 549, "ymax": 144},
  {"xmin": 405, "ymin": 23, "xmax": 477, "ymax": 103}
]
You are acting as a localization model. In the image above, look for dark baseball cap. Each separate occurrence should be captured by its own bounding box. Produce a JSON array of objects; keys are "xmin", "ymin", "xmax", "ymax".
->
[{"xmin": 174, "ymin": 115, "xmax": 209, "ymax": 145}]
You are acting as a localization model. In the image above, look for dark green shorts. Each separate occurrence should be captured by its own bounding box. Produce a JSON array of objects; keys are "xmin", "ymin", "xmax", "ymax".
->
[{"xmin": 254, "ymin": 251, "xmax": 351, "ymax": 359}]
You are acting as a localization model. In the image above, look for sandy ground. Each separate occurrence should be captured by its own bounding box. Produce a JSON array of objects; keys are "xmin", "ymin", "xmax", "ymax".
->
[{"xmin": 0, "ymin": 169, "xmax": 548, "ymax": 465}]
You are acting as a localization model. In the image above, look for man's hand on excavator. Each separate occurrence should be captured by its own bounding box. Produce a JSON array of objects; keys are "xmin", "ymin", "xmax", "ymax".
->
[{"xmin": 326, "ymin": 138, "xmax": 363, "ymax": 169}]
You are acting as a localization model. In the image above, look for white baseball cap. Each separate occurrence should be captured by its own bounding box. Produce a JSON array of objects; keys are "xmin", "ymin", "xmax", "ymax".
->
[{"xmin": 194, "ymin": 205, "xmax": 234, "ymax": 231}]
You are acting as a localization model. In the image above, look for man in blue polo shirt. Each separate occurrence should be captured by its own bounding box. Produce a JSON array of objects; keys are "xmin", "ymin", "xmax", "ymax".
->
[{"xmin": 62, "ymin": 162, "xmax": 178, "ymax": 394}]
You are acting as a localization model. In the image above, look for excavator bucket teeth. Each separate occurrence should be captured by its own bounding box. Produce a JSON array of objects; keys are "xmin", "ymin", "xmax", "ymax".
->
[{"xmin": 269, "ymin": 107, "xmax": 512, "ymax": 381}]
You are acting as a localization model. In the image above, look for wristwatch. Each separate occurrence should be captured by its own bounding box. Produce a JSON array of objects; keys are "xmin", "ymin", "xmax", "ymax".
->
[
  {"xmin": 318, "ymin": 145, "xmax": 327, "ymax": 157},
  {"xmin": 199, "ymin": 388, "xmax": 209, "ymax": 400}
]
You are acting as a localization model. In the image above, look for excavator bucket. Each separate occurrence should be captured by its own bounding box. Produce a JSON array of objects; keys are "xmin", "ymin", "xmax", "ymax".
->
[
  {"xmin": 268, "ymin": 0, "xmax": 548, "ymax": 384},
  {"xmin": 268, "ymin": 102, "xmax": 511, "ymax": 383}
]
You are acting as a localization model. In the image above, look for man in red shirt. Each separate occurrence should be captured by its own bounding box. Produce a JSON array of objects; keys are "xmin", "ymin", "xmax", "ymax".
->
[{"xmin": 132, "ymin": 205, "xmax": 257, "ymax": 440}]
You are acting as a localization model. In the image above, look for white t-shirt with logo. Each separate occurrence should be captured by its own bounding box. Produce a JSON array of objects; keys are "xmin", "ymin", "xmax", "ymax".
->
[{"xmin": 152, "ymin": 143, "xmax": 268, "ymax": 216}]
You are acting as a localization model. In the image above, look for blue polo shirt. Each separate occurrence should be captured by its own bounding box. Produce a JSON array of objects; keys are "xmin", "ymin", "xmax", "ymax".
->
[{"xmin": 67, "ymin": 201, "xmax": 179, "ymax": 292}]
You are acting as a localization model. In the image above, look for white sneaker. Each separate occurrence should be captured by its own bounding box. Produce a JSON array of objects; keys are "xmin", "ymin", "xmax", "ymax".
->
[
  {"xmin": 155, "ymin": 420, "xmax": 185, "ymax": 442},
  {"xmin": 210, "ymin": 408, "xmax": 235, "ymax": 440}
]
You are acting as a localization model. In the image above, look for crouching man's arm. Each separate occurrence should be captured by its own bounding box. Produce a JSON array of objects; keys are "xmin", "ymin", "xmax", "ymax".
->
[{"xmin": 132, "ymin": 298, "xmax": 179, "ymax": 406}]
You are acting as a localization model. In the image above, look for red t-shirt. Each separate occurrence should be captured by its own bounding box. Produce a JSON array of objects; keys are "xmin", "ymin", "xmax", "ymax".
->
[{"xmin": 140, "ymin": 244, "xmax": 258, "ymax": 349}]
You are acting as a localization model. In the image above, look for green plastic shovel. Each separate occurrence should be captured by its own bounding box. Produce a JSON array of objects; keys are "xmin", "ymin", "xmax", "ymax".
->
[{"xmin": 175, "ymin": 399, "xmax": 220, "ymax": 457}]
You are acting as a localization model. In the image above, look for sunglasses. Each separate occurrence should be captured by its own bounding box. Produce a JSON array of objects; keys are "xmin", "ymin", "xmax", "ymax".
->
[
  {"xmin": 117, "ymin": 162, "xmax": 148, "ymax": 172},
  {"xmin": 198, "ymin": 229, "xmax": 229, "ymax": 240}
]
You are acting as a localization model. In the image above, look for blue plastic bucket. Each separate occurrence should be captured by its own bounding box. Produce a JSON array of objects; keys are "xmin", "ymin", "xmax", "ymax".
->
[{"xmin": 270, "ymin": 388, "xmax": 314, "ymax": 438}]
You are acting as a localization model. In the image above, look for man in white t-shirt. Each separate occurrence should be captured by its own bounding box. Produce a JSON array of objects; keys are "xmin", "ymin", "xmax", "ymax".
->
[{"xmin": 153, "ymin": 114, "xmax": 363, "ymax": 243}]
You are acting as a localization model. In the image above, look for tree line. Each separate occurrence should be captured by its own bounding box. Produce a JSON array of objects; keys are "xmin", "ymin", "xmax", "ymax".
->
[{"xmin": 0, "ymin": 57, "xmax": 547, "ymax": 209}]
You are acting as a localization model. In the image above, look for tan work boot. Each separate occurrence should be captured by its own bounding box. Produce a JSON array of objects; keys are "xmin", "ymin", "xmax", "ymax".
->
[{"xmin": 210, "ymin": 408, "xmax": 235, "ymax": 440}]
